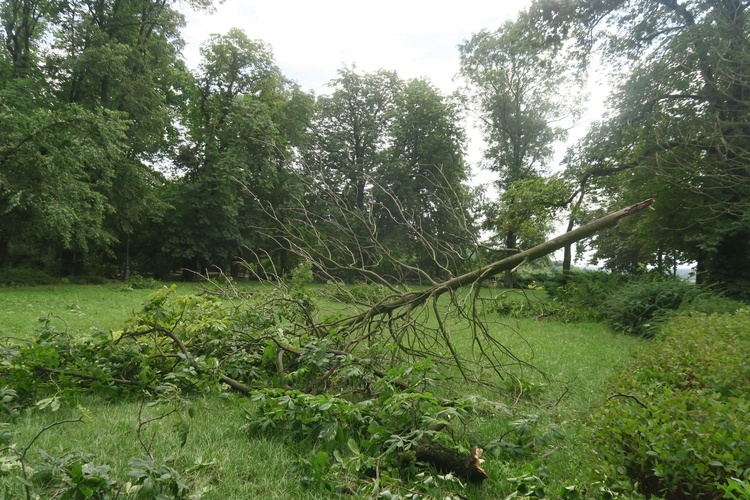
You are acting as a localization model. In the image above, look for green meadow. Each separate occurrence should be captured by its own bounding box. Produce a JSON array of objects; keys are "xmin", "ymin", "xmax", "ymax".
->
[{"xmin": 0, "ymin": 281, "xmax": 645, "ymax": 498}]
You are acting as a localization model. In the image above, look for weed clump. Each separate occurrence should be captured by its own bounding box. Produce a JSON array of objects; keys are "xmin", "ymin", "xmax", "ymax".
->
[{"xmin": 599, "ymin": 279, "xmax": 740, "ymax": 337}]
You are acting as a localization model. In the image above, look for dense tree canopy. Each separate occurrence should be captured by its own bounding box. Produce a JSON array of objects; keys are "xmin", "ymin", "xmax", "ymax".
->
[
  {"xmin": 0, "ymin": 0, "xmax": 206, "ymax": 274},
  {"xmin": 530, "ymin": 0, "xmax": 750, "ymax": 297},
  {"xmin": 300, "ymin": 68, "xmax": 474, "ymax": 282},
  {"xmin": 155, "ymin": 29, "xmax": 313, "ymax": 278},
  {"xmin": 2, "ymin": 0, "xmax": 750, "ymax": 298},
  {"xmin": 459, "ymin": 13, "xmax": 580, "ymax": 285}
]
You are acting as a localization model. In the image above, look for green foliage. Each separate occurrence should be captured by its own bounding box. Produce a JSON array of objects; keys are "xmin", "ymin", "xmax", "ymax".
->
[
  {"xmin": 536, "ymin": 272, "xmax": 743, "ymax": 333},
  {"xmin": 0, "ymin": 100, "xmax": 130, "ymax": 268},
  {"xmin": 0, "ymin": 282, "xmax": 648, "ymax": 498},
  {"xmin": 589, "ymin": 310, "xmax": 750, "ymax": 498},
  {"xmin": 598, "ymin": 279, "xmax": 699, "ymax": 337},
  {"xmin": 534, "ymin": 0, "xmax": 750, "ymax": 298},
  {"xmin": 244, "ymin": 385, "xmax": 508, "ymax": 496},
  {"xmin": 493, "ymin": 289, "xmax": 588, "ymax": 323},
  {"xmin": 459, "ymin": 14, "xmax": 581, "ymax": 261},
  {"xmin": 126, "ymin": 457, "xmax": 190, "ymax": 498},
  {"xmin": 549, "ymin": 271, "xmax": 633, "ymax": 319},
  {"xmin": 485, "ymin": 414, "xmax": 565, "ymax": 461},
  {"xmin": 300, "ymin": 67, "xmax": 475, "ymax": 283},
  {"xmin": 0, "ymin": 388, "xmax": 18, "ymax": 424},
  {"xmin": 124, "ymin": 274, "xmax": 161, "ymax": 290},
  {"xmin": 156, "ymin": 28, "xmax": 313, "ymax": 277},
  {"xmin": 599, "ymin": 279, "xmax": 740, "ymax": 337},
  {"xmin": 0, "ymin": 394, "xmax": 211, "ymax": 499},
  {"xmin": 503, "ymin": 462, "xmax": 550, "ymax": 498},
  {"xmin": 30, "ymin": 450, "xmax": 119, "ymax": 499},
  {"xmin": 485, "ymin": 176, "xmax": 573, "ymax": 251},
  {"xmin": 720, "ymin": 477, "xmax": 750, "ymax": 500},
  {"xmin": 511, "ymin": 270, "xmax": 568, "ymax": 292}
]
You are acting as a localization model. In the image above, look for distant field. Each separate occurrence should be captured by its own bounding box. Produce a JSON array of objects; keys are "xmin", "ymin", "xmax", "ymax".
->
[
  {"xmin": 0, "ymin": 283, "xmax": 203, "ymax": 340},
  {"xmin": 0, "ymin": 282, "xmax": 645, "ymax": 498}
]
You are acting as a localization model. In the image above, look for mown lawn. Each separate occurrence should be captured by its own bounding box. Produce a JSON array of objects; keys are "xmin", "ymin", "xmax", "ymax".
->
[
  {"xmin": 0, "ymin": 282, "xmax": 645, "ymax": 498},
  {"xmin": 0, "ymin": 283, "xmax": 207, "ymax": 340}
]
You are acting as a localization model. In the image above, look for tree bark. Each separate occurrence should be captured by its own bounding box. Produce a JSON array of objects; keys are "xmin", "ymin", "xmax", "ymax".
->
[
  {"xmin": 503, "ymin": 230, "xmax": 517, "ymax": 288},
  {"xmin": 413, "ymin": 444, "xmax": 487, "ymax": 483}
]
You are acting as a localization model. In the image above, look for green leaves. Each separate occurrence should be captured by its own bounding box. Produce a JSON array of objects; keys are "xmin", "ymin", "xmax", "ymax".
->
[
  {"xmin": 243, "ymin": 384, "xmax": 509, "ymax": 495},
  {"xmin": 589, "ymin": 309, "xmax": 750, "ymax": 496},
  {"xmin": 157, "ymin": 28, "xmax": 312, "ymax": 274},
  {"xmin": 0, "ymin": 100, "xmax": 129, "ymax": 257},
  {"xmin": 541, "ymin": 0, "xmax": 750, "ymax": 294}
]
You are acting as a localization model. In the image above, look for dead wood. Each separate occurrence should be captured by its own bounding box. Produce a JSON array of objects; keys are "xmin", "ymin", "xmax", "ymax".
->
[
  {"xmin": 339, "ymin": 198, "xmax": 655, "ymax": 329},
  {"xmin": 413, "ymin": 444, "xmax": 488, "ymax": 483}
]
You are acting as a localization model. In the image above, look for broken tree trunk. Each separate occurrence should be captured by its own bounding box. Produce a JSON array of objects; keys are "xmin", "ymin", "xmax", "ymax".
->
[
  {"xmin": 342, "ymin": 199, "xmax": 655, "ymax": 328},
  {"xmin": 413, "ymin": 445, "xmax": 488, "ymax": 484}
]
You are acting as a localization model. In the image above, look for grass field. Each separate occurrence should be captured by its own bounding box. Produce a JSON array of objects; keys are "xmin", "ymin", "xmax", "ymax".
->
[
  {"xmin": 0, "ymin": 281, "xmax": 646, "ymax": 498},
  {"xmin": 0, "ymin": 283, "xmax": 208, "ymax": 340}
]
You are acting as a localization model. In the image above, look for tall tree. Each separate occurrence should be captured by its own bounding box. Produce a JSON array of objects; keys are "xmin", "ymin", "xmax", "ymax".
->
[
  {"xmin": 307, "ymin": 67, "xmax": 400, "ymax": 212},
  {"xmin": 0, "ymin": 0, "xmax": 134, "ymax": 273},
  {"xmin": 377, "ymin": 78, "xmax": 474, "ymax": 280},
  {"xmin": 159, "ymin": 28, "xmax": 313, "ymax": 278},
  {"xmin": 48, "ymin": 0, "xmax": 198, "ymax": 258},
  {"xmin": 459, "ymin": 14, "xmax": 579, "ymax": 286},
  {"xmin": 532, "ymin": 0, "xmax": 750, "ymax": 297},
  {"xmin": 0, "ymin": 0, "xmax": 212, "ymax": 274},
  {"xmin": 302, "ymin": 67, "xmax": 400, "ymax": 278},
  {"xmin": 0, "ymin": 100, "xmax": 130, "ymax": 271},
  {"xmin": 303, "ymin": 68, "xmax": 474, "ymax": 282},
  {"xmin": 1, "ymin": 0, "xmax": 50, "ymax": 78}
]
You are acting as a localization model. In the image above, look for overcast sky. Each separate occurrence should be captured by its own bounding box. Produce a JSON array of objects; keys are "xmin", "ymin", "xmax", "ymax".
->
[
  {"xmin": 180, "ymin": 1, "xmax": 531, "ymax": 95},
  {"xmin": 179, "ymin": 1, "xmax": 539, "ymax": 177}
]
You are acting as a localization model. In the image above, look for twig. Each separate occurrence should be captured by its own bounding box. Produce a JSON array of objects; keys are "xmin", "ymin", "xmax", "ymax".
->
[
  {"xmin": 608, "ymin": 393, "xmax": 649, "ymax": 409},
  {"xmin": 15, "ymin": 415, "xmax": 86, "ymax": 500}
]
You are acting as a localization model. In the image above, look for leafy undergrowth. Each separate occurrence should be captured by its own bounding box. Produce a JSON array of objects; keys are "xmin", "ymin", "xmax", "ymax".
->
[
  {"xmin": 0, "ymin": 279, "xmax": 645, "ymax": 498},
  {"xmin": 587, "ymin": 310, "xmax": 750, "ymax": 498}
]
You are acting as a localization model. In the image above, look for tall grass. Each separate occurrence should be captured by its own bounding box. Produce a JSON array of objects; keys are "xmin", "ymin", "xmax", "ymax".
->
[{"xmin": 0, "ymin": 283, "xmax": 644, "ymax": 498}]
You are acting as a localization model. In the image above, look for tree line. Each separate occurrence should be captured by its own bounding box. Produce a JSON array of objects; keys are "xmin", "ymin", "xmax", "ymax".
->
[{"xmin": 2, "ymin": 0, "xmax": 749, "ymax": 300}]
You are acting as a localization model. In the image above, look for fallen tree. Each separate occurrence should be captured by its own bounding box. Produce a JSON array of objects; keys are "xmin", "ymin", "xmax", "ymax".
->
[
  {"xmin": 338, "ymin": 198, "xmax": 656, "ymax": 328},
  {"xmin": 1, "ymin": 198, "xmax": 654, "ymax": 493},
  {"xmin": 6, "ymin": 198, "xmax": 655, "ymax": 400}
]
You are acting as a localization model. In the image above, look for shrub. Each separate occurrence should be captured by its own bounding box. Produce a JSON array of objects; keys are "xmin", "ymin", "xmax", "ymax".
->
[
  {"xmin": 493, "ymin": 292, "xmax": 587, "ymax": 322},
  {"xmin": 512, "ymin": 271, "xmax": 568, "ymax": 292},
  {"xmin": 600, "ymin": 279, "xmax": 742, "ymax": 337},
  {"xmin": 0, "ymin": 267, "xmax": 58, "ymax": 286},
  {"xmin": 67, "ymin": 274, "xmax": 109, "ymax": 285},
  {"xmin": 496, "ymin": 271, "xmax": 633, "ymax": 322},
  {"xmin": 551, "ymin": 271, "xmax": 633, "ymax": 318},
  {"xmin": 125, "ymin": 273, "xmax": 160, "ymax": 289},
  {"xmin": 599, "ymin": 279, "xmax": 697, "ymax": 336},
  {"xmin": 589, "ymin": 310, "xmax": 750, "ymax": 498}
]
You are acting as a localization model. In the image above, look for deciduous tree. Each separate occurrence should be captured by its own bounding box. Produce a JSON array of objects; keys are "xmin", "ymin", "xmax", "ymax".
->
[
  {"xmin": 159, "ymin": 28, "xmax": 313, "ymax": 278},
  {"xmin": 303, "ymin": 69, "xmax": 474, "ymax": 282},
  {"xmin": 459, "ymin": 14, "xmax": 580, "ymax": 286},
  {"xmin": 532, "ymin": 0, "xmax": 750, "ymax": 297}
]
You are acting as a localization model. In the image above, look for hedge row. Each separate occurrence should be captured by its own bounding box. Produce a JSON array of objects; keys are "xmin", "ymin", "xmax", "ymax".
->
[
  {"xmin": 505, "ymin": 271, "xmax": 742, "ymax": 336},
  {"xmin": 588, "ymin": 310, "xmax": 750, "ymax": 498}
]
